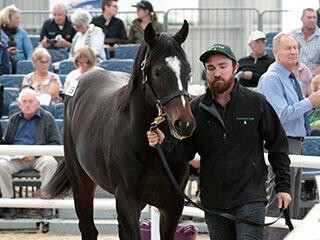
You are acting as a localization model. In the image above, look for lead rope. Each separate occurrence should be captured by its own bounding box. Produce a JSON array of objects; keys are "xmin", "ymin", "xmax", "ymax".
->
[{"xmin": 149, "ymin": 118, "xmax": 294, "ymax": 231}]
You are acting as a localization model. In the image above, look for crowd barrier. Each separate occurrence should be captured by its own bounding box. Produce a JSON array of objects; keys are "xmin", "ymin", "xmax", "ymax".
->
[{"xmin": 0, "ymin": 145, "xmax": 319, "ymax": 239}]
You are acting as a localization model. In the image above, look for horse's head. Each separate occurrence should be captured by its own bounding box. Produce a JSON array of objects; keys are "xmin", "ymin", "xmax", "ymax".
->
[{"xmin": 142, "ymin": 20, "xmax": 196, "ymax": 139}]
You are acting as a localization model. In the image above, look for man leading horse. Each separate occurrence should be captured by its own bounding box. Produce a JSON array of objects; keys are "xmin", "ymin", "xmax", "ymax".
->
[{"xmin": 147, "ymin": 43, "xmax": 292, "ymax": 240}]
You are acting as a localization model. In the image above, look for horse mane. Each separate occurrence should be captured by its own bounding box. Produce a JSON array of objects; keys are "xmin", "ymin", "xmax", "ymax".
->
[{"xmin": 116, "ymin": 33, "xmax": 187, "ymax": 111}]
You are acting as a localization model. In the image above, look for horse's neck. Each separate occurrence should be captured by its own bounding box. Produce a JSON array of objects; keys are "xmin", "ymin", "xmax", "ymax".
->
[{"xmin": 131, "ymin": 93, "xmax": 156, "ymax": 128}]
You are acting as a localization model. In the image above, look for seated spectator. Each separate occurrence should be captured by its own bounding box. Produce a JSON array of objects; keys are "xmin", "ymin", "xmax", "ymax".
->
[
  {"xmin": 129, "ymin": 1, "xmax": 163, "ymax": 44},
  {"xmin": 92, "ymin": 0, "xmax": 128, "ymax": 47},
  {"xmin": 64, "ymin": 46, "xmax": 102, "ymax": 93},
  {"xmin": 309, "ymin": 74, "xmax": 320, "ymax": 131},
  {"xmin": 237, "ymin": 30, "xmax": 274, "ymax": 88},
  {"xmin": 0, "ymin": 5, "xmax": 33, "ymax": 74},
  {"xmin": 0, "ymin": 87, "xmax": 61, "ymax": 218},
  {"xmin": 0, "ymin": 32, "xmax": 10, "ymax": 75},
  {"xmin": 22, "ymin": 48, "xmax": 62, "ymax": 105},
  {"xmin": 39, "ymin": 3, "xmax": 76, "ymax": 63},
  {"xmin": 70, "ymin": 9, "xmax": 106, "ymax": 62}
]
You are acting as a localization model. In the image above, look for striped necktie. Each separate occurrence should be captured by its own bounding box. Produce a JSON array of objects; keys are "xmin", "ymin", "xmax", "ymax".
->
[{"xmin": 289, "ymin": 73, "xmax": 310, "ymax": 135}]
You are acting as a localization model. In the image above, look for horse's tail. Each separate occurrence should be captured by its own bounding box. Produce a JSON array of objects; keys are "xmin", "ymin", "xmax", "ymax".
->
[{"xmin": 41, "ymin": 159, "xmax": 72, "ymax": 199}]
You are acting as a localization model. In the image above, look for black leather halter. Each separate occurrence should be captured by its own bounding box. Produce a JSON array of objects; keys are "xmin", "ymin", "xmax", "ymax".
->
[{"xmin": 140, "ymin": 52, "xmax": 191, "ymax": 117}]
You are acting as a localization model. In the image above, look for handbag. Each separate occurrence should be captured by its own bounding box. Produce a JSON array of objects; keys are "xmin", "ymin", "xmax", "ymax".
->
[{"xmin": 140, "ymin": 220, "xmax": 197, "ymax": 240}]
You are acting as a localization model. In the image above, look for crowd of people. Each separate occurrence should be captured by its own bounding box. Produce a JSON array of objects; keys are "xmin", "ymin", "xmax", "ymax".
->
[
  {"xmin": 0, "ymin": 0, "xmax": 163, "ymax": 74},
  {"xmin": 0, "ymin": 1, "xmax": 319, "ymax": 239}
]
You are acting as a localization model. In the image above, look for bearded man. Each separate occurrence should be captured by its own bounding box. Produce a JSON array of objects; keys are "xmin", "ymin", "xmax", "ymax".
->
[{"xmin": 146, "ymin": 43, "xmax": 291, "ymax": 240}]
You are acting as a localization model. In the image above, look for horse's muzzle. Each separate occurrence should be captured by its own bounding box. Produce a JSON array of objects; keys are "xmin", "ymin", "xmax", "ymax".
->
[{"xmin": 173, "ymin": 117, "xmax": 196, "ymax": 139}]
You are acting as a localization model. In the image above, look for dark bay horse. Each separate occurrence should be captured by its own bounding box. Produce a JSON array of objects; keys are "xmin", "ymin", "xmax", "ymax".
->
[{"xmin": 42, "ymin": 21, "xmax": 196, "ymax": 240}]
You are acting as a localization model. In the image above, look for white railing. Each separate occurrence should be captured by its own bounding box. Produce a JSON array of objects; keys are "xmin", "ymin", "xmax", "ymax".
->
[
  {"xmin": 0, "ymin": 145, "xmax": 64, "ymax": 156},
  {"xmin": 0, "ymin": 145, "xmax": 320, "ymax": 239},
  {"xmin": 1, "ymin": 145, "xmax": 320, "ymax": 168}
]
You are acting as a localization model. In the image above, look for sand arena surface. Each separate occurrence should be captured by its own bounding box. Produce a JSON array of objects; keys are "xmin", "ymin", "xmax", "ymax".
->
[{"xmin": 0, "ymin": 232, "xmax": 209, "ymax": 239}]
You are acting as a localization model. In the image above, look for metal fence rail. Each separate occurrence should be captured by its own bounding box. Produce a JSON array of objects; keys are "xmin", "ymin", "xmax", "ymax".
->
[{"xmin": 164, "ymin": 8, "xmax": 260, "ymax": 83}]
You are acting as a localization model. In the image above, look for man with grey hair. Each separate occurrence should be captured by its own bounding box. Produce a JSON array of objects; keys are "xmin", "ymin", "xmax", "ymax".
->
[
  {"xmin": 39, "ymin": 3, "xmax": 76, "ymax": 62},
  {"xmin": 237, "ymin": 30, "xmax": 274, "ymax": 88},
  {"xmin": 0, "ymin": 87, "xmax": 61, "ymax": 218},
  {"xmin": 292, "ymin": 8, "xmax": 320, "ymax": 76},
  {"xmin": 258, "ymin": 32, "xmax": 320, "ymax": 239}
]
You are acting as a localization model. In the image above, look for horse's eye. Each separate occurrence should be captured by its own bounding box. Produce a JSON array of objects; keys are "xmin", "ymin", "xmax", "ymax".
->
[{"xmin": 153, "ymin": 69, "xmax": 161, "ymax": 78}]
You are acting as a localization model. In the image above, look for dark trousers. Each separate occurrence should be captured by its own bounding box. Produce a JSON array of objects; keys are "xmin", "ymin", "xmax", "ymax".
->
[{"xmin": 205, "ymin": 201, "xmax": 265, "ymax": 240}]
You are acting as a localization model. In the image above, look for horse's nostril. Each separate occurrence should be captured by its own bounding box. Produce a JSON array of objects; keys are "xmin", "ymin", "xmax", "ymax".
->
[
  {"xmin": 174, "ymin": 119, "xmax": 194, "ymax": 132},
  {"xmin": 174, "ymin": 119, "xmax": 183, "ymax": 131}
]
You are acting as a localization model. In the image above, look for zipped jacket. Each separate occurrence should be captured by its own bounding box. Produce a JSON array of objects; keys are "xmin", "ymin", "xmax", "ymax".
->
[{"xmin": 162, "ymin": 81, "xmax": 291, "ymax": 208}]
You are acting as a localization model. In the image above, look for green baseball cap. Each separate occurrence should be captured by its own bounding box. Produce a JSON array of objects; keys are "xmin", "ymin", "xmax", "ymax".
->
[{"xmin": 199, "ymin": 43, "xmax": 237, "ymax": 63}]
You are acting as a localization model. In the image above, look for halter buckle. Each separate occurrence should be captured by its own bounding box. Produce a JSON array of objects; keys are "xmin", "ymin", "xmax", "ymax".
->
[
  {"xmin": 150, "ymin": 115, "xmax": 166, "ymax": 131},
  {"xmin": 141, "ymin": 59, "xmax": 148, "ymax": 85},
  {"xmin": 150, "ymin": 100, "xmax": 166, "ymax": 131}
]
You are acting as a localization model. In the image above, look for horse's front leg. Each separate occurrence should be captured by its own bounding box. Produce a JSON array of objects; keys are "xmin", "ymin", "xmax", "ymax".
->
[
  {"xmin": 159, "ymin": 195, "xmax": 185, "ymax": 240},
  {"xmin": 115, "ymin": 185, "xmax": 142, "ymax": 240}
]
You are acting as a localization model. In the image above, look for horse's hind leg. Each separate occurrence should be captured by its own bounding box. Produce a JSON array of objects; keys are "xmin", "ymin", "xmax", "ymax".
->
[
  {"xmin": 115, "ymin": 185, "xmax": 142, "ymax": 240},
  {"xmin": 159, "ymin": 197, "xmax": 185, "ymax": 240},
  {"xmin": 72, "ymin": 177, "xmax": 97, "ymax": 240},
  {"xmin": 65, "ymin": 152, "xmax": 98, "ymax": 239}
]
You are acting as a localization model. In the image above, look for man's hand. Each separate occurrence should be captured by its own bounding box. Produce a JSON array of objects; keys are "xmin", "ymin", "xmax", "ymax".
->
[
  {"xmin": 55, "ymin": 38, "xmax": 71, "ymax": 48},
  {"xmin": 308, "ymin": 90, "xmax": 320, "ymax": 108},
  {"xmin": 40, "ymin": 36, "xmax": 50, "ymax": 48},
  {"xmin": 22, "ymin": 156, "xmax": 35, "ymax": 163},
  {"xmin": 146, "ymin": 128, "xmax": 165, "ymax": 147},
  {"xmin": 7, "ymin": 47, "xmax": 18, "ymax": 55},
  {"xmin": 241, "ymin": 71, "xmax": 253, "ymax": 80},
  {"xmin": 276, "ymin": 192, "xmax": 291, "ymax": 209},
  {"xmin": 189, "ymin": 159, "xmax": 200, "ymax": 169}
]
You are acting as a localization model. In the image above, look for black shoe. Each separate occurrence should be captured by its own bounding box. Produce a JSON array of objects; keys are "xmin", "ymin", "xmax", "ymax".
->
[
  {"xmin": 2, "ymin": 208, "xmax": 17, "ymax": 219},
  {"xmin": 41, "ymin": 208, "xmax": 54, "ymax": 219}
]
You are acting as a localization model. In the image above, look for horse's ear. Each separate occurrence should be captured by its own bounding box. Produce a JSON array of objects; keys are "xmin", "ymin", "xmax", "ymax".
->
[
  {"xmin": 144, "ymin": 23, "xmax": 157, "ymax": 47},
  {"xmin": 173, "ymin": 20, "xmax": 189, "ymax": 45}
]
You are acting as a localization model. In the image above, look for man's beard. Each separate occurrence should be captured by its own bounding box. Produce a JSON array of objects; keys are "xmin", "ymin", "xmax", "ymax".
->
[{"xmin": 208, "ymin": 74, "xmax": 235, "ymax": 94}]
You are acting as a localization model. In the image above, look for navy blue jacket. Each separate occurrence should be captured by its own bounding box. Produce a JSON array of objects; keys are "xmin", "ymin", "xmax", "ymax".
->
[
  {"xmin": 92, "ymin": 15, "xmax": 127, "ymax": 42},
  {"xmin": 40, "ymin": 17, "xmax": 76, "ymax": 43},
  {"xmin": 0, "ymin": 43, "xmax": 10, "ymax": 75}
]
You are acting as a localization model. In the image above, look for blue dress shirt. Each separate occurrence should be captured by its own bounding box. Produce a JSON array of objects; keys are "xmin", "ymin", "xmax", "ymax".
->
[
  {"xmin": 13, "ymin": 109, "xmax": 41, "ymax": 145},
  {"xmin": 257, "ymin": 62, "xmax": 312, "ymax": 137}
]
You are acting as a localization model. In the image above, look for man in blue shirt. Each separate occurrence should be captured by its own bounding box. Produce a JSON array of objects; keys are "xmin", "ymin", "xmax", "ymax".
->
[
  {"xmin": 258, "ymin": 32, "xmax": 320, "ymax": 239},
  {"xmin": 0, "ymin": 87, "xmax": 61, "ymax": 218}
]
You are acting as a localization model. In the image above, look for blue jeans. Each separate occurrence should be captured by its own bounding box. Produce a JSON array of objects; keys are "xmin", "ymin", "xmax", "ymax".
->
[
  {"xmin": 47, "ymin": 48, "xmax": 69, "ymax": 63},
  {"xmin": 205, "ymin": 201, "xmax": 265, "ymax": 240}
]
